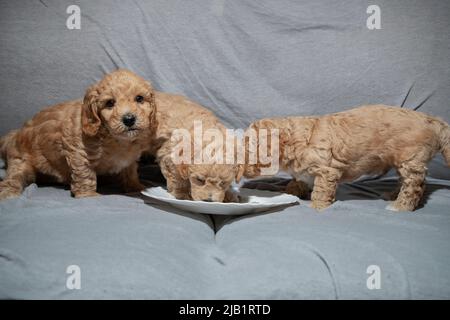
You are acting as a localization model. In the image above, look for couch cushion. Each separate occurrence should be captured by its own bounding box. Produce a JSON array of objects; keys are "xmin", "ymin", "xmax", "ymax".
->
[{"xmin": 1, "ymin": 178, "xmax": 449, "ymax": 299}]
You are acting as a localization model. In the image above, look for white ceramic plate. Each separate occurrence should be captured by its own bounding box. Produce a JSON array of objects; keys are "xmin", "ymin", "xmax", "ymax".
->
[{"xmin": 141, "ymin": 187, "xmax": 300, "ymax": 215}]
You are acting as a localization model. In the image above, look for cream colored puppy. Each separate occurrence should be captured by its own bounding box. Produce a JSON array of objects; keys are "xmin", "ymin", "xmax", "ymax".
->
[
  {"xmin": 238, "ymin": 105, "xmax": 450, "ymax": 211},
  {"xmin": 149, "ymin": 93, "xmax": 239, "ymax": 202},
  {"xmin": 0, "ymin": 69, "xmax": 156, "ymax": 200}
]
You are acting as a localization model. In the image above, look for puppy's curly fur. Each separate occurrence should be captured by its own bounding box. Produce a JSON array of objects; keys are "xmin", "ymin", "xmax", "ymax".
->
[
  {"xmin": 0, "ymin": 69, "xmax": 156, "ymax": 200},
  {"xmin": 149, "ymin": 92, "xmax": 239, "ymax": 202},
  {"xmin": 238, "ymin": 105, "xmax": 450, "ymax": 211}
]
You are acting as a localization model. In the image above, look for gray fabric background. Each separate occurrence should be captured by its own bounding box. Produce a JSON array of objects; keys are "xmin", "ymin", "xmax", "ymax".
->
[
  {"xmin": 1, "ymin": 0, "xmax": 449, "ymax": 132},
  {"xmin": 0, "ymin": 0, "xmax": 449, "ymax": 299}
]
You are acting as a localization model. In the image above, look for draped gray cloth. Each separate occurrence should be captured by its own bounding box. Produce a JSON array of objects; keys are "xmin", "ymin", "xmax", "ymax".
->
[{"xmin": 0, "ymin": 0, "xmax": 449, "ymax": 299}]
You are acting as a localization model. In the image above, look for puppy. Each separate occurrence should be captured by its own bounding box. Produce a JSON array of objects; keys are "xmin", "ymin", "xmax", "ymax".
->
[
  {"xmin": 238, "ymin": 105, "xmax": 450, "ymax": 211},
  {"xmin": 149, "ymin": 93, "xmax": 239, "ymax": 202},
  {"xmin": 0, "ymin": 69, "xmax": 156, "ymax": 200}
]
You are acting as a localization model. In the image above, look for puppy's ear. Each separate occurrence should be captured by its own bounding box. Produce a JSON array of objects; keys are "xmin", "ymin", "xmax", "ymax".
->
[
  {"xmin": 177, "ymin": 164, "xmax": 189, "ymax": 180},
  {"xmin": 141, "ymin": 79, "xmax": 157, "ymax": 129},
  {"xmin": 148, "ymin": 89, "xmax": 157, "ymax": 126},
  {"xmin": 81, "ymin": 84, "xmax": 101, "ymax": 136}
]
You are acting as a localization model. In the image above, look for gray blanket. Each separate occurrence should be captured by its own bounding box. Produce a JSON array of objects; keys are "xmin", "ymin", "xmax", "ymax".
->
[
  {"xmin": 0, "ymin": 0, "xmax": 449, "ymax": 299},
  {"xmin": 1, "ymin": 170, "xmax": 449, "ymax": 299}
]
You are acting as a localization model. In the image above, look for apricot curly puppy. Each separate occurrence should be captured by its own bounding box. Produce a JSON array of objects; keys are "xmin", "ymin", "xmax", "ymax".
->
[
  {"xmin": 0, "ymin": 69, "xmax": 156, "ymax": 200},
  {"xmin": 239, "ymin": 105, "xmax": 450, "ymax": 211},
  {"xmin": 148, "ymin": 93, "xmax": 239, "ymax": 202}
]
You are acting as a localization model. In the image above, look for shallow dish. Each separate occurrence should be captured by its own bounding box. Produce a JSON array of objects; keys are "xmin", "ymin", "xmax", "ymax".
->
[{"xmin": 141, "ymin": 187, "xmax": 300, "ymax": 215}]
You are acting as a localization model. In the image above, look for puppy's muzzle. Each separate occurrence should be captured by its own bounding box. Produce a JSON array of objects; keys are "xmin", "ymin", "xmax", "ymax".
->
[{"xmin": 122, "ymin": 113, "xmax": 136, "ymax": 128}]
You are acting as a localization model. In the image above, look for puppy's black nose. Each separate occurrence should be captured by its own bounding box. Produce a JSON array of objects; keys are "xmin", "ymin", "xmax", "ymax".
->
[{"xmin": 122, "ymin": 113, "xmax": 136, "ymax": 127}]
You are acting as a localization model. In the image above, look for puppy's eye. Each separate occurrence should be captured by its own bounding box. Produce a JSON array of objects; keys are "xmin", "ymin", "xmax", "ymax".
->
[
  {"xmin": 105, "ymin": 99, "xmax": 115, "ymax": 108},
  {"xmin": 193, "ymin": 177, "xmax": 205, "ymax": 186},
  {"xmin": 135, "ymin": 95, "xmax": 144, "ymax": 103}
]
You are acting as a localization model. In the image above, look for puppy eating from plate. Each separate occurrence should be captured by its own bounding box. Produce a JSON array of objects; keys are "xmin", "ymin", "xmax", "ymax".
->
[{"xmin": 148, "ymin": 93, "xmax": 240, "ymax": 202}]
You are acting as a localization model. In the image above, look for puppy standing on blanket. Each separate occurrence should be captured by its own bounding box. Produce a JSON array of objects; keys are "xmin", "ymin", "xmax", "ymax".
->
[
  {"xmin": 238, "ymin": 105, "xmax": 450, "ymax": 211},
  {"xmin": 0, "ymin": 69, "xmax": 156, "ymax": 200}
]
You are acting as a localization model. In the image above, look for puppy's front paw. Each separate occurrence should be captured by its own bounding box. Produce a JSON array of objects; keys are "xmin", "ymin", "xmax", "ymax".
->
[
  {"xmin": 73, "ymin": 191, "xmax": 100, "ymax": 198},
  {"xmin": 311, "ymin": 200, "xmax": 332, "ymax": 211},
  {"xmin": 0, "ymin": 188, "xmax": 21, "ymax": 200}
]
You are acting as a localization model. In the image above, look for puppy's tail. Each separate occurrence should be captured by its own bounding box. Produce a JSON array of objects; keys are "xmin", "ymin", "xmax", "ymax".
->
[
  {"xmin": 437, "ymin": 119, "xmax": 450, "ymax": 167},
  {"xmin": 0, "ymin": 130, "xmax": 17, "ymax": 160}
]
